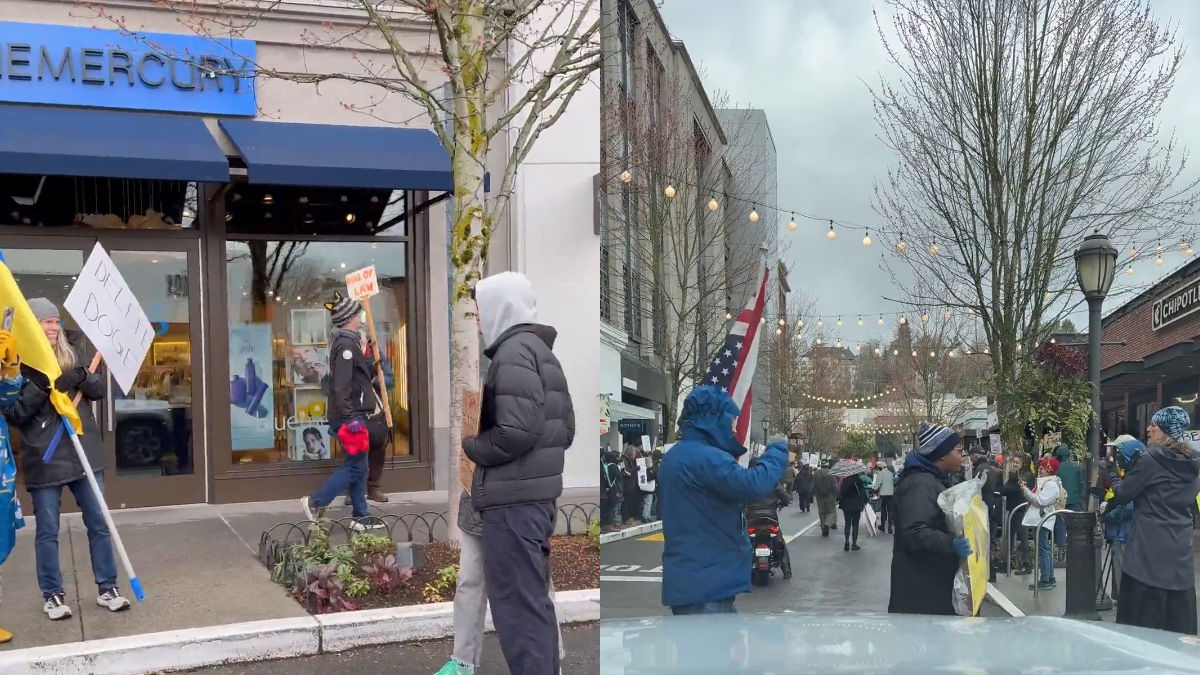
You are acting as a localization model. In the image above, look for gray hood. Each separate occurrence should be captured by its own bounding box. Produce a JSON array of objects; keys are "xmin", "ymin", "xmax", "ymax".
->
[
  {"xmin": 476, "ymin": 272, "xmax": 538, "ymax": 350},
  {"xmin": 1147, "ymin": 437, "xmax": 1200, "ymax": 482}
]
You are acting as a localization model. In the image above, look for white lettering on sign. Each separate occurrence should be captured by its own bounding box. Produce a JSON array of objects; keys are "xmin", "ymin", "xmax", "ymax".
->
[
  {"xmin": 63, "ymin": 243, "xmax": 154, "ymax": 394},
  {"xmin": 345, "ymin": 265, "xmax": 379, "ymax": 301}
]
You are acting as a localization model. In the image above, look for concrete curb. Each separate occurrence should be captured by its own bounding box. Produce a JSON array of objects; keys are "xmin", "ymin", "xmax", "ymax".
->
[
  {"xmin": 0, "ymin": 589, "xmax": 601, "ymax": 674},
  {"xmin": 600, "ymin": 520, "xmax": 662, "ymax": 544}
]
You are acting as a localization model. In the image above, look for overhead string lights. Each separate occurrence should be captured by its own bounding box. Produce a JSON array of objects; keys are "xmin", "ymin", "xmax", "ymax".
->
[{"xmin": 799, "ymin": 388, "xmax": 897, "ymax": 406}]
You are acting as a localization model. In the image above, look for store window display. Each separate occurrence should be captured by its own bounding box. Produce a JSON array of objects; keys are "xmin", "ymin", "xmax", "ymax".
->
[{"xmin": 225, "ymin": 241, "xmax": 410, "ymax": 464}]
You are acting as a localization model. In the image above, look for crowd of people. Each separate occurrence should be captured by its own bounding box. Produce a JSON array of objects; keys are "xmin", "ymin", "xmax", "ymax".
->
[
  {"xmin": 599, "ymin": 436, "xmax": 663, "ymax": 532},
  {"xmin": 649, "ymin": 388, "xmax": 1200, "ymax": 637}
]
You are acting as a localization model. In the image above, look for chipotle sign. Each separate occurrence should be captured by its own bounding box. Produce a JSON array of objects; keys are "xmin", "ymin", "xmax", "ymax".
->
[{"xmin": 1152, "ymin": 277, "xmax": 1200, "ymax": 330}]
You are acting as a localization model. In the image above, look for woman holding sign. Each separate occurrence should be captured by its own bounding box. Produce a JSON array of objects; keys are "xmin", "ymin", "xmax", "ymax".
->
[{"xmin": 3, "ymin": 298, "xmax": 130, "ymax": 620}]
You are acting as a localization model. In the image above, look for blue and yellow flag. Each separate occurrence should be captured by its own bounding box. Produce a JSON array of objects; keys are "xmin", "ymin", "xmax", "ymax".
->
[{"xmin": 0, "ymin": 250, "xmax": 83, "ymax": 434}]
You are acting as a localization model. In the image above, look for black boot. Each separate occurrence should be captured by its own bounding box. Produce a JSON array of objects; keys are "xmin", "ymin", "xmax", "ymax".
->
[
  {"xmin": 844, "ymin": 541, "xmax": 850, "ymax": 551},
  {"xmin": 821, "ymin": 526, "xmax": 829, "ymax": 537}
]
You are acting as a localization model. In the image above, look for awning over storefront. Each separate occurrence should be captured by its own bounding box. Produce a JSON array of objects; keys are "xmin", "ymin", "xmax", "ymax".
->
[
  {"xmin": 0, "ymin": 106, "xmax": 229, "ymax": 182},
  {"xmin": 219, "ymin": 119, "xmax": 453, "ymax": 191}
]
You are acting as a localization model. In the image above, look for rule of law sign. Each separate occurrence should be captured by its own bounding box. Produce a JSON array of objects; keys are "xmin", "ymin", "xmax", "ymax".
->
[
  {"xmin": 1152, "ymin": 277, "xmax": 1200, "ymax": 331},
  {"xmin": 0, "ymin": 21, "xmax": 256, "ymax": 116}
]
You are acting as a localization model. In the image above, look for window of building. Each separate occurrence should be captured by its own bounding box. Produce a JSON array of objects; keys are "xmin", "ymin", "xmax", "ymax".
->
[
  {"xmin": 1164, "ymin": 376, "xmax": 1200, "ymax": 431},
  {"xmin": 0, "ymin": 175, "xmax": 199, "ymax": 229},
  {"xmin": 618, "ymin": 0, "xmax": 637, "ymax": 94},
  {"xmin": 601, "ymin": 241, "xmax": 611, "ymax": 322},
  {"xmin": 224, "ymin": 240, "xmax": 411, "ymax": 464}
]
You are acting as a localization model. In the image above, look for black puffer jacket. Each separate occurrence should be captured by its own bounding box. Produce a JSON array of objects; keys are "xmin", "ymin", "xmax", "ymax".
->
[
  {"xmin": 327, "ymin": 327, "xmax": 379, "ymax": 430},
  {"xmin": 889, "ymin": 466, "xmax": 957, "ymax": 615},
  {"xmin": 4, "ymin": 340, "xmax": 107, "ymax": 490},
  {"xmin": 465, "ymin": 324, "xmax": 575, "ymax": 511}
]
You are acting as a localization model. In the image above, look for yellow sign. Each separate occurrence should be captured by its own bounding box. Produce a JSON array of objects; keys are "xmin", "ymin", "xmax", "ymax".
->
[{"xmin": 963, "ymin": 494, "xmax": 990, "ymax": 616}]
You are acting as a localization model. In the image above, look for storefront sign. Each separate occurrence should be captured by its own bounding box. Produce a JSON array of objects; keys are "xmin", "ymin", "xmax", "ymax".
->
[
  {"xmin": 0, "ymin": 21, "xmax": 256, "ymax": 116},
  {"xmin": 63, "ymin": 243, "xmax": 154, "ymax": 394},
  {"xmin": 1152, "ymin": 277, "xmax": 1200, "ymax": 331},
  {"xmin": 617, "ymin": 418, "xmax": 646, "ymax": 434},
  {"xmin": 345, "ymin": 265, "xmax": 379, "ymax": 300}
]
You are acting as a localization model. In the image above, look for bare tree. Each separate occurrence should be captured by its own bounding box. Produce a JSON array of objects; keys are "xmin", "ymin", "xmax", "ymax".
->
[
  {"xmin": 601, "ymin": 58, "xmax": 774, "ymax": 439},
  {"xmin": 80, "ymin": 0, "xmax": 599, "ymax": 541},
  {"xmin": 871, "ymin": 0, "xmax": 1197, "ymax": 453}
]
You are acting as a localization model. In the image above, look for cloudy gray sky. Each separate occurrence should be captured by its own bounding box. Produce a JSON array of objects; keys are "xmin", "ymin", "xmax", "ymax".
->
[{"xmin": 658, "ymin": 0, "xmax": 1200, "ymax": 340}]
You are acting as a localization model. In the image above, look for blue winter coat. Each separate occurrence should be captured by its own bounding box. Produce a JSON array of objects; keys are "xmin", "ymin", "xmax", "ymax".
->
[
  {"xmin": 0, "ymin": 375, "xmax": 26, "ymax": 566},
  {"xmin": 657, "ymin": 386, "xmax": 787, "ymax": 608}
]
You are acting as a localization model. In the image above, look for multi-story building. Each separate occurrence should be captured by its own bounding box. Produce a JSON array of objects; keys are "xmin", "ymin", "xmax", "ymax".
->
[
  {"xmin": 0, "ymin": 0, "xmax": 599, "ymax": 510},
  {"xmin": 600, "ymin": 0, "xmax": 779, "ymax": 448}
]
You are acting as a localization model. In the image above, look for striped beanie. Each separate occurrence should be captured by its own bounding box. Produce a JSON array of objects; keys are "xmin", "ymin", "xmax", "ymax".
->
[
  {"xmin": 1152, "ymin": 406, "xmax": 1191, "ymax": 440},
  {"xmin": 917, "ymin": 422, "xmax": 962, "ymax": 461},
  {"xmin": 324, "ymin": 291, "xmax": 362, "ymax": 328}
]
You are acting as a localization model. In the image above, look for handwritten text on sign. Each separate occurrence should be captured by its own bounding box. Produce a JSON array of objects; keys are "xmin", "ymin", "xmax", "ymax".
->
[
  {"xmin": 63, "ymin": 243, "xmax": 154, "ymax": 394},
  {"xmin": 345, "ymin": 265, "xmax": 379, "ymax": 301}
]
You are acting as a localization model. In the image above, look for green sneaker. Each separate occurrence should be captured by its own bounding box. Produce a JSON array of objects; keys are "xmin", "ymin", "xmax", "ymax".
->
[{"xmin": 433, "ymin": 661, "xmax": 473, "ymax": 675}]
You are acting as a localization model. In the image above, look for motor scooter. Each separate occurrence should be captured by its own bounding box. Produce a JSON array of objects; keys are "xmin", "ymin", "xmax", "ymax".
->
[{"xmin": 747, "ymin": 516, "xmax": 791, "ymax": 586}]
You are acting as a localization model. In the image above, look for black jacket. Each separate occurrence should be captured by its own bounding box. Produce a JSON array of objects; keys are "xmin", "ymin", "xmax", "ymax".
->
[
  {"xmin": 889, "ymin": 467, "xmax": 958, "ymax": 615},
  {"xmin": 4, "ymin": 341, "xmax": 107, "ymax": 490},
  {"xmin": 327, "ymin": 328, "xmax": 378, "ymax": 429},
  {"xmin": 746, "ymin": 482, "xmax": 790, "ymax": 522},
  {"xmin": 465, "ymin": 324, "xmax": 574, "ymax": 511},
  {"xmin": 1108, "ymin": 437, "xmax": 1200, "ymax": 591},
  {"xmin": 839, "ymin": 475, "xmax": 869, "ymax": 512}
]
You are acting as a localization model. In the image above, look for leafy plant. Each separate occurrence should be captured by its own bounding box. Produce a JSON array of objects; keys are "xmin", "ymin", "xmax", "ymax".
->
[
  {"xmin": 360, "ymin": 554, "xmax": 414, "ymax": 594},
  {"xmin": 423, "ymin": 563, "xmax": 460, "ymax": 603},
  {"xmin": 298, "ymin": 562, "xmax": 360, "ymax": 614},
  {"xmin": 351, "ymin": 533, "xmax": 396, "ymax": 560},
  {"xmin": 586, "ymin": 519, "xmax": 601, "ymax": 550},
  {"xmin": 1007, "ymin": 351, "xmax": 1094, "ymax": 460}
]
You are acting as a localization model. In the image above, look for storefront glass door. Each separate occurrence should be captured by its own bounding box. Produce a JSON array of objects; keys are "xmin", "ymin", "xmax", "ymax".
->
[{"xmin": 0, "ymin": 235, "xmax": 206, "ymax": 508}]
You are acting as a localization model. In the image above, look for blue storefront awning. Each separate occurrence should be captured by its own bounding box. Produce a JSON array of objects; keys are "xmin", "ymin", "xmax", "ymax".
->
[
  {"xmin": 219, "ymin": 119, "xmax": 454, "ymax": 191},
  {"xmin": 0, "ymin": 105, "xmax": 229, "ymax": 182}
]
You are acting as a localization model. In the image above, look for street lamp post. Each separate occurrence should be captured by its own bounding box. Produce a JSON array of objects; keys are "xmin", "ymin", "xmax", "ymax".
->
[
  {"xmin": 1069, "ymin": 230, "xmax": 1118, "ymax": 621},
  {"xmin": 761, "ymin": 418, "xmax": 769, "ymax": 446}
]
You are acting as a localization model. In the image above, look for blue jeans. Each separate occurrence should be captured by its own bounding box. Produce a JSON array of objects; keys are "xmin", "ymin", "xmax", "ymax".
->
[
  {"xmin": 671, "ymin": 597, "xmax": 737, "ymax": 615},
  {"xmin": 31, "ymin": 472, "xmax": 118, "ymax": 598},
  {"xmin": 312, "ymin": 450, "xmax": 368, "ymax": 518},
  {"xmin": 642, "ymin": 492, "xmax": 655, "ymax": 522},
  {"xmin": 1038, "ymin": 526, "xmax": 1056, "ymax": 584}
]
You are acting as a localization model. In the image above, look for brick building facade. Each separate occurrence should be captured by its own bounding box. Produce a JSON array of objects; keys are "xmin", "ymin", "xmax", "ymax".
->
[{"xmin": 1100, "ymin": 258, "xmax": 1200, "ymax": 439}]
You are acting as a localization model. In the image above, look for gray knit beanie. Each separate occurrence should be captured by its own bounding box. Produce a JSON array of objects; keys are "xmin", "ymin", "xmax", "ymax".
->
[
  {"xmin": 27, "ymin": 297, "xmax": 59, "ymax": 322},
  {"xmin": 324, "ymin": 292, "xmax": 362, "ymax": 328}
]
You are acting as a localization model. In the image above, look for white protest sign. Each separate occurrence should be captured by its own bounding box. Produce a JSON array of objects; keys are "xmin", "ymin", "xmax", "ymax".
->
[
  {"xmin": 641, "ymin": 434, "xmax": 652, "ymax": 452},
  {"xmin": 345, "ymin": 265, "xmax": 379, "ymax": 301},
  {"xmin": 63, "ymin": 243, "xmax": 154, "ymax": 394}
]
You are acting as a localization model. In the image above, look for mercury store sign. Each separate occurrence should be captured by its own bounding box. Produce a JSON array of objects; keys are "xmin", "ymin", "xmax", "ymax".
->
[
  {"xmin": 0, "ymin": 21, "xmax": 256, "ymax": 116},
  {"xmin": 1152, "ymin": 277, "xmax": 1200, "ymax": 331}
]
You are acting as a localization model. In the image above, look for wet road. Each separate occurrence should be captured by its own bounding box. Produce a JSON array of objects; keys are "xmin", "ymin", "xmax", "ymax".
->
[{"xmin": 601, "ymin": 501, "xmax": 1007, "ymax": 618}]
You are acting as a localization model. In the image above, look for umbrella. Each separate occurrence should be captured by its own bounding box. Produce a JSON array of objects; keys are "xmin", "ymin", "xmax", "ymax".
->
[{"xmin": 829, "ymin": 458, "xmax": 868, "ymax": 478}]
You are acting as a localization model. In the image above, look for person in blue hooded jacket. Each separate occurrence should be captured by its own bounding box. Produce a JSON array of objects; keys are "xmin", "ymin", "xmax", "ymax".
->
[
  {"xmin": 1100, "ymin": 434, "xmax": 1143, "ymax": 602},
  {"xmin": 657, "ymin": 386, "xmax": 788, "ymax": 614}
]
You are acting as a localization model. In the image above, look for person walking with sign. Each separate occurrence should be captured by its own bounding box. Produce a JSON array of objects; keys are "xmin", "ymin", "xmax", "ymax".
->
[
  {"xmin": 3, "ymin": 299, "xmax": 130, "ymax": 619},
  {"xmin": 301, "ymin": 293, "xmax": 386, "ymax": 530}
]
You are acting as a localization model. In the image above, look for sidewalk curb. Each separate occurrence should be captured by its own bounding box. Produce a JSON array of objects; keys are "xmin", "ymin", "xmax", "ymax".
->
[
  {"xmin": 0, "ymin": 589, "xmax": 601, "ymax": 674},
  {"xmin": 600, "ymin": 520, "xmax": 662, "ymax": 544}
]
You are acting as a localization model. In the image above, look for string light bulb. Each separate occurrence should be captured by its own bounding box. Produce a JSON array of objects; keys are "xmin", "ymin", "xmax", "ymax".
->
[
  {"xmin": 1125, "ymin": 266, "xmax": 1134, "ymax": 276},
  {"xmin": 620, "ymin": 170, "xmax": 632, "ymax": 183},
  {"xmin": 899, "ymin": 315, "xmax": 907, "ymax": 324},
  {"xmin": 797, "ymin": 319, "xmax": 804, "ymax": 327},
  {"xmin": 1157, "ymin": 254, "xmax": 1165, "ymax": 266},
  {"xmin": 857, "ymin": 316, "xmax": 864, "ymax": 326},
  {"xmin": 749, "ymin": 207, "xmax": 760, "ymax": 223},
  {"xmin": 835, "ymin": 340, "xmax": 842, "ymax": 348},
  {"xmin": 776, "ymin": 328, "xmax": 782, "ymax": 335},
  {"xmin": 779, "ymin": 318, "xmax": 786, "ymax": 326},
  {"xmin": 893, "ymin": 349, "xmax": 899, "ymax": 356},
  {"xmin": 911, "ymin": 350, "xmax": 917, "ymax": 357},
  {"xmin": 664, "ymin": 184, "xmax": 676, "ymax": 198},
  {"xmin": 862, "ymin": 230, "xmax": 872, "ymax": 246},
  {"xmin": 930, "ymin": 240, "xmax": 939, "ymax": 256},
  {"xmin": 827, "ymin": 223, "xmax": 837, "ymax": 240},
  {"xmin": 708, "ymin": 197, "xmax": 719, "ymax": 212},
  {"xmin": 878, "ymin": 316, "xmax": 885, "ymax": 326},
  {"xmin": 874, "ymin": 347, "xmax": 881, "ymax": 355},
  {"xmin": 726, "ymin": 312, "xmax": 732, "ymax": 320},
  {"xmin": 836, "ymin": 316, "xmax": 843, "ymax": 327},
  {"xmin": 921, "ymin": 311, "xmax": 929, "ymax": 322},
  {"xmin": 815, "ymin": 338, "xmax": 823, "ymax": 345},
  {"xmin": 788, "ymin": 214, "xmax": 797, "ymax": 231},
  {"xmin": 897, "ymin": 234, "xmax": 907, "ymax": 253},
  {"xmin": 948, "ymin": 350, "xmax": 956, "ymax": 358},
  {"xmin": 1131, "ymin": 247, "xmax": 1139, "ymax": 260},
  {"xmin": 817, "ymin": 319, "xmax": 824, "ymax": 328}
]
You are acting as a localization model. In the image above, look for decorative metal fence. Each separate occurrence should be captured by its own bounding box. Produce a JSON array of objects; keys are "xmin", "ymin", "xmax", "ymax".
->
[{"xmin": 258, "ymin": 502, "xmax": 599, "ymax": 574}]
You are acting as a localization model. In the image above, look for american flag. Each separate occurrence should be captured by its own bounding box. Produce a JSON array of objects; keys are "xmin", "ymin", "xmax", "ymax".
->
[{"xmin": 701, "ymin": 265, "xmax": 770, "ymax": 446}]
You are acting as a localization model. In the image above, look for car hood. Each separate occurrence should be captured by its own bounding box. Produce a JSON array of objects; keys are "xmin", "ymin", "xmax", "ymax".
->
[{"xmin": 600, "ymin": 613, "xmax": 1200, "ymax": 674}]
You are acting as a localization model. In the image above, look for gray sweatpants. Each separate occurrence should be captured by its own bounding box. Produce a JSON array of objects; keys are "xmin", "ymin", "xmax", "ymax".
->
[{"xmin": 451, "ymin": 528, "xmax": 564, "ymax": 669}]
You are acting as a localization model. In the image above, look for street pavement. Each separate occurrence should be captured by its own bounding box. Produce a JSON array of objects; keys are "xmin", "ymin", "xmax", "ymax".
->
[
  {"xmin": 602, "ymin": 501, "xmax": 1008, "ymax": 619},
  {"xmin": 182, "ymin": 622, "xmax": 598, "ymax": 674}
]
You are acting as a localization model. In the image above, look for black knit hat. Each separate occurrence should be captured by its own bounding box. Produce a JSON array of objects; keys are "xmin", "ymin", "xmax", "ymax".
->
[{"xmin": 324, "ymin": 291, "xmax": 362, "ymax": 328}]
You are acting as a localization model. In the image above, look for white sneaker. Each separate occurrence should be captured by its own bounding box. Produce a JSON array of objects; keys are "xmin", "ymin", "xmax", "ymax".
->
[
  {"xmin": 300, "ymin": 496, "xmax": 315, "ymax": 522},
  {"xmin": 97, "ymin": 587, "xmax": 131, "ymax": 612},
  {"xmin": 350, "ymin": 517, "xmax": 386, "ymax": 532},
  {"xmin": 43, "ymin": 593, "xmax": 72, "ymax": 620}
]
